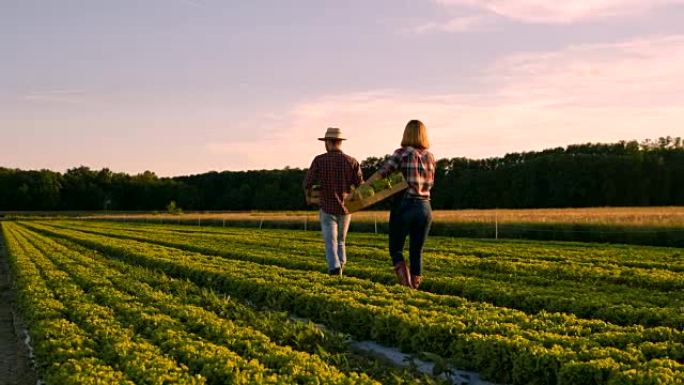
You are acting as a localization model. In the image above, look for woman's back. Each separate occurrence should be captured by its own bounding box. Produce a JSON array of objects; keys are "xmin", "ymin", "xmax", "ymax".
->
[{"xmin": 381, "ymin": 146, "xmax": 435, "ymax": 199}]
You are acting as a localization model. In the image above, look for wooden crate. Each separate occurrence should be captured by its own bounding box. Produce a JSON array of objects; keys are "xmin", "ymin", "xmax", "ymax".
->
[{"xmin": 344, "ymin": 174, "xmax": 408, "ymax": 213}]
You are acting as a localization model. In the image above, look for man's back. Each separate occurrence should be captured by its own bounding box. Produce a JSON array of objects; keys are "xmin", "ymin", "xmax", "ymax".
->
[{"xmin": 304, "ymin": 149, "xmax": 362, "ymax": 215}]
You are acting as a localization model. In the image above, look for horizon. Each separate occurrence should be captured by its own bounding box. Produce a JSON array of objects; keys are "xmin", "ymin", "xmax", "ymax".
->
[
  {"xmin": 1, "ymin": 135, "xmax": 676, "ymax": 178},
  {"xmin": 3, "ymin": 1, "xmax": 684, "ymax": 176}
]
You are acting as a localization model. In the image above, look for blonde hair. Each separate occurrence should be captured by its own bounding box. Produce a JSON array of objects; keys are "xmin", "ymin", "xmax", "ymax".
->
[{"xmin": 401, "ymin": 120, "xmax": 430, "ymax": 149}]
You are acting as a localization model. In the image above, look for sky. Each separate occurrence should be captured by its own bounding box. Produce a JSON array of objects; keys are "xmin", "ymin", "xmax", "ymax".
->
[{"xmin": 2, "ymin": 0, "xmax": 684, "ymax": 176}]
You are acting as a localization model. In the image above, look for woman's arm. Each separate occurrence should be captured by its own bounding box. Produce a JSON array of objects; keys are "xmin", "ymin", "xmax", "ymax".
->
[
  {"xmin": 375, "ymin": 149, "xmax": 403, "ymax": 180},
  {"xmin": 354, "ymin": 149, "xmax": 402, "ymax": 198}
]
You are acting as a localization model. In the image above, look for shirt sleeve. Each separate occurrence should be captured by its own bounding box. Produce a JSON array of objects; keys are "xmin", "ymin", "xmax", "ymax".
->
[
  {"xmin": 378, "ymin": 149, "xmax": 403, "ymax": 178},
  {"xmin": 303, "ymin": 157, "xmax": 319, "ymax": 189}
]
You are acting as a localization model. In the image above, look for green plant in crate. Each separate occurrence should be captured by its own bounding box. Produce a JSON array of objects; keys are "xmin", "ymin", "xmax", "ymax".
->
[
  {"xmin": 371, "ymin": 178, "xmax": 391, "ymax": 192},
  {"xmin": 369, "ymin": 172, "xmax": 403, "ymax": 193},
  {"xmin": 389, "ymin": 172, "xmax": 404, "ymax": 186},
  {"xmin": 356, "ymin": 185, "xmax": 375, "ymax": 199},
  {"xmin": 345, "ymin": 171, "xmax": 407, "ymax": 210}
]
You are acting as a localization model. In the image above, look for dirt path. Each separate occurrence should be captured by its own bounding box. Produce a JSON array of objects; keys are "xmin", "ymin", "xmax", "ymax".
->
[{"xmin": 0, "ymin": 230, "xmax": 37, "ymax": 385}]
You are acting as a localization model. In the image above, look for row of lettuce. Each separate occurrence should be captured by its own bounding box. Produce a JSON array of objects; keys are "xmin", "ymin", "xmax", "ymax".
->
[
  {"xmin": 9, "ymin": 221, "xmax": 684, "ymax": 385},
  {"xmin": 44, "ymin": 220, "xmax": 684, "ymax": 330},
  {"xmin": 3, "ymin": 222, "xmax": 447, "ymax": 385}
]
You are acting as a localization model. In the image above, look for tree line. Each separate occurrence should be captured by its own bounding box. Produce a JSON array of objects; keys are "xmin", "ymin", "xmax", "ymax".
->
[{"xmin": 1, "ymin": 137, "xmax": 682, "ymax": 212}]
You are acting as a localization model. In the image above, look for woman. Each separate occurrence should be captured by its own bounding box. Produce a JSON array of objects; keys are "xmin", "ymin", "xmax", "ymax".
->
[{"xmin": 366, "ymin": 120, "xmax": 435, "ymax": 289}]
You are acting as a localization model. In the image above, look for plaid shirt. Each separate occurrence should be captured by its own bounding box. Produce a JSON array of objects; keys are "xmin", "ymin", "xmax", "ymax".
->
[
  {"xmin": 304, "ymin": 150, "xmax": 363, "ymax": 215},
  {"xmin": 379, "ymin": 147, "xmax": 435, "ymax": 199}
]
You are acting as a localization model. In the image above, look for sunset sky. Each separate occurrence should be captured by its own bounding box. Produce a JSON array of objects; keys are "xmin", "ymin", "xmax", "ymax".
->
[{"xmin": 2, "ymin": 0, "xmax": 684, "ymax": 176}]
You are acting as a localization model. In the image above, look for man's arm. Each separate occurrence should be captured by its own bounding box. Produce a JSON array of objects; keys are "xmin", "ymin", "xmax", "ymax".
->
[
  {"xmin": 303, "ymin": 158, "xmax": 319, "ymax": 205},
  {"xmin": 346, "ymin": 160, "xmax": 363, "ymax": 200},
  {"xmin": 303, "ymin": 158, "xmax": 319, "ymax": 190}
]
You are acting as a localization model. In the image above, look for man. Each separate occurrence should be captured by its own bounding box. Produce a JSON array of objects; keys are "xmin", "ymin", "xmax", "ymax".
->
[{"xmin": 303, "ymin": 127, "xmax": 363, "ymax": 276}]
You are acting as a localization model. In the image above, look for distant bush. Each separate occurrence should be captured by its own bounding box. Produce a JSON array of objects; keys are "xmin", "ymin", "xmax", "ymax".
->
[{"xmin": 166, "ymin": 201, "xmax": 183, "ymax": 215}]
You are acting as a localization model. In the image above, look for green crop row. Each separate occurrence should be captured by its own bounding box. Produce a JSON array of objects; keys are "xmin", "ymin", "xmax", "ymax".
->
[
  {"xmin": 90, "ymin": 212, "xmax": 684, "ymax": 248},
  {"xmin": 13, "ymin": 223, "xmax": 443, "ymax": 385},
  {"xmin": 3, "ymin": 224, "xmax": 202, "ymax": 385},
  {"xmin": 7, "ymin": 223, "xmax": 399, "ymax": 385},
  {"xmin": 64, "ymin": 219, "xmax": 684, "ymax": 271},
  {"xmin": 2, "ymin": 224, "xmax": 136, "ymax": 385},
  {"xmin": 52, "ymin": 219, "xmax": 684, "ymax": 291},
  {"xmin": 26, "ymin": 222, "xmax": 684, "ymax": 351},
  {"xmin": 20, "ymin": 222, "xmax": 684, "ymax": 385},
  {"xmin": 12, "ymin": 225, "xmax": 382, "ymax": 385},
  {"xmin": 44, "ymin": 220, "xmax": 684, "ymax": 329}
]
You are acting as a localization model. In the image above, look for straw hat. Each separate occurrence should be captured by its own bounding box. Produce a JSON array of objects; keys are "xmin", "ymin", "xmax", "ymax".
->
[{"xmin": 318, "ymin": 127, "xmax": 346, "ymax": 141}]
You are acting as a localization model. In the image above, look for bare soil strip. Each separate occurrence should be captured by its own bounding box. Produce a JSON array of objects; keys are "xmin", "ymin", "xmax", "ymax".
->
[{"xmin": 0, "ymin": 232, "xmax": 37, "ymax": 385}]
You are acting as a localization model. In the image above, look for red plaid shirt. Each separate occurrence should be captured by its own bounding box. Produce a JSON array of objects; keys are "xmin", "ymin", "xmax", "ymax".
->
[
  {"xmin": 379, "ymin": 147, "xmax": 435, "ymax": 199},
  {"xmin": 304, "ymin": 150, "xmax": 363, "ymax": 215}
]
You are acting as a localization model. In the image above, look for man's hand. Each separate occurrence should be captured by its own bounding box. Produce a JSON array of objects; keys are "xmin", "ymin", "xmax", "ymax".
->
[
  {"xmin": 305, "ymin": 188, "xmax": 320, "ymax": 206},
  {"xmin": 347, "ymin": 185, "xmax": 362, "ymax": 201},
  {"xmin": 343, "ymin": 186, "xmax": 353, "ymax": 201},
  {"xmin": 305, "ymin": 188, "xmax": 312, "ymax": 205}
]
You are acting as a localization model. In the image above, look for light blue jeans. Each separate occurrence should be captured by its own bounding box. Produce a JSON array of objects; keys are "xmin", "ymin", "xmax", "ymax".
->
[{"xmin": 319, "ymin": 210, "xmax": 351, "ymax": 271}]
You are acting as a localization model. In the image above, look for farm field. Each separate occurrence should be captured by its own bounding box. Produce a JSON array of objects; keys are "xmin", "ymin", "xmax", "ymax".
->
[
  {"xmin": 84, "ymin": 207, "xmax": 684, "ymax": 227},
  {"xmin": 1, "ymin": 220, "xmax": 683, "ymax": 385},
  {"xmin": 5, "ymin": 207, "xmax": 684, "ymax": 246},
  {"xmin": 70, "ymin": 207, "xmax": 684, "ymax": 247}
]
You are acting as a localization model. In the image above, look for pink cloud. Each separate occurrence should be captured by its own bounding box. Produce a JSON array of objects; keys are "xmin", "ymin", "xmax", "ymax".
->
[
  {"xmin": 205, "ymin": 35, "xmax": 684, "ymax": 168},
  {"xmin": 489, "ymin": 35, "xmax": 684, "ymax": 107},
  {"xmin": 434, "ymin": 0, "xmax": 684, "ymax": 24},
  {"xmin": 22, "ymin": 89, "xmax": 89, "ymax": 105},
  {"xmin": 413, "ymin": 15, "xmax": 491, "ymax": 33}
]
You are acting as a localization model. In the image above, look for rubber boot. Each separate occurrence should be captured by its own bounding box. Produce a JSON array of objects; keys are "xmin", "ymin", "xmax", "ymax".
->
[
  {"xmin": 411, "ymin": 275, "xmax": 423, "ymax": 290},
  {"xmin": 393, "ymin": 261, "xmax": 412, "ymax": 287}
]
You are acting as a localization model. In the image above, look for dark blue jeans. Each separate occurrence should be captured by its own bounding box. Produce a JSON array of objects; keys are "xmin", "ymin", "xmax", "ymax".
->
[{"xmin": 389, "ymin": 197, "xmax": 432, "ymax": 276}]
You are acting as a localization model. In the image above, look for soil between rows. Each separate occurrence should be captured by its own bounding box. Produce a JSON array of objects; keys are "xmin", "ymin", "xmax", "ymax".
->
[{"xmin": 0, "ymin": 233, "xmax": 37, "ymax": 385}]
